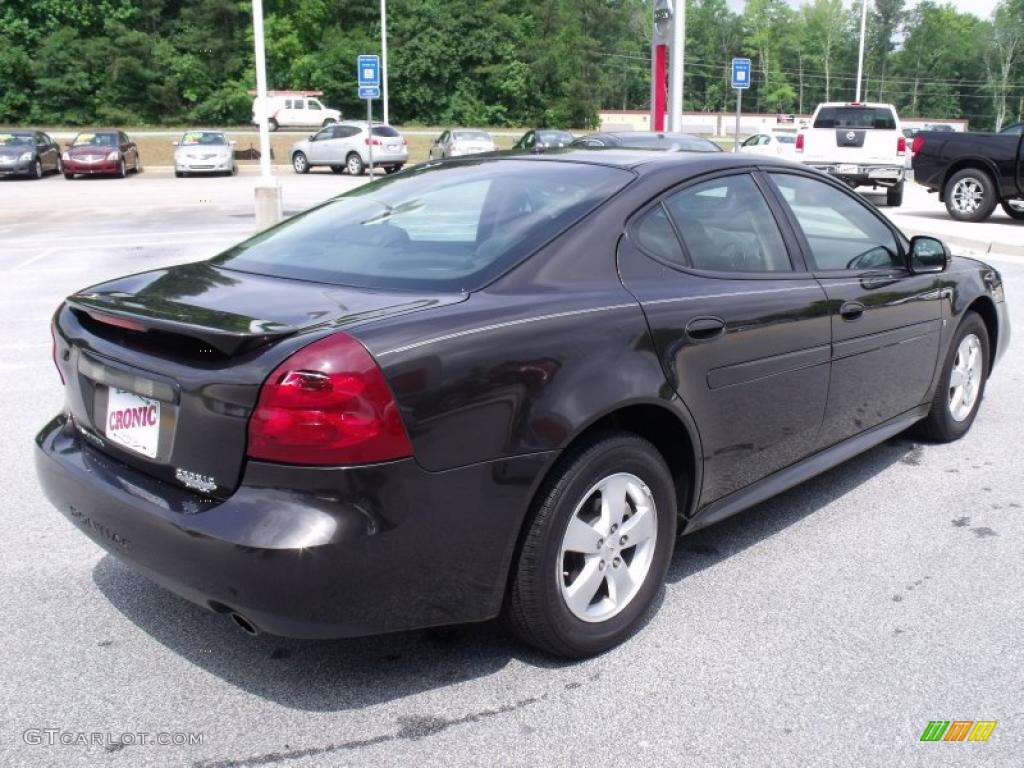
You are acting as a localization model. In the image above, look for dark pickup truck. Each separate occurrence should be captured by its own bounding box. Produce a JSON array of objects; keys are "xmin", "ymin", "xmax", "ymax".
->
[{"xmin": 911, "ymin": 121, "xmax": 1024, "ymax": 222}]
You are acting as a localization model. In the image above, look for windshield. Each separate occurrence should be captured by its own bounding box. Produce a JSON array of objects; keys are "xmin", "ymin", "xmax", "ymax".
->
[
  {"xmin": 453, "ymin": 131, "xmax": 491, "ymax": 142},
  {"xmin": 538, "ymin": 131, "xmax": 573, "ymax": 145},
  {"xmin": 211, "ymin": 160, "xmax": 633, "ymax": 292},
  {"xmin": 72, "ymin": 133, "xmax": 117, "ymax": 147},
  {"xmin": 0, "ymin": 133, "xmax": 33, "ymax": 146},
  {"xmin": 813, "ymin": 107, "xmax": 897, "ymax": 130},
  {"xmin": 179, "ymin": 131, "xmax": 228, "ymax": 146}
]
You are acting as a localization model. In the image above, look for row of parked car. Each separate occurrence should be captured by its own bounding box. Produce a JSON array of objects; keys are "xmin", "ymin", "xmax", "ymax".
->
[{"xmin": 0, "ymin": 129, "xmax": 243, "ymax": 180}]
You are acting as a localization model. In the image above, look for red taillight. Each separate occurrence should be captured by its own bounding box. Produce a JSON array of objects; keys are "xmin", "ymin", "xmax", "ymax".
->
[
  {"xmin": 247, "ymin": 333, "xmax": 412, "ymax": 466},
  {"xmin": 911, "ymin": 136, "xmax": 924, "ymax": 156},
  {"xmin": 795, "ymin": 133, "xmax": 804, "ymax": 152},
  {"xmin": 897, "ymin": 135, "xmax": 907, "ymax": 156},
  {"xmin": 86, "ymin": 309, "xmax": 147, "ymax": 332},
  {"xmin": 365, "ymin": 137, "xmax": 383, "ymax": 146},
  {"xmin": 51, "ymin": 322, "xmax": 65, "ymax": 385}
]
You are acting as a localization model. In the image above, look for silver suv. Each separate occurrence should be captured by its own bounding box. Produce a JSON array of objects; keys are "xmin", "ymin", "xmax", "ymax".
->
[{"xmin": 291, "ymin": 122, "xmax": 408, "ymax": 176}]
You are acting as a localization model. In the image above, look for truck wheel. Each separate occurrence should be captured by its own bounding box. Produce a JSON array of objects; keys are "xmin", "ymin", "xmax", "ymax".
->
[
  {"xmin": 945, "ymin": 168, "xmax": 998, "ymax": 222},
  {"xmin": 1000, "ymin": 200, "xmax": 1024, "ymax": 220},
  {"xmin": 322, "ymin": 118, "xmax": 337, "ymax": 127},
  {"xmin": 267, "ymin": 118, "xmax": 278, "ymax": 132},
  {"xmin": 886, "ymin": 181, "xmax": 904, "ymax": 207}
]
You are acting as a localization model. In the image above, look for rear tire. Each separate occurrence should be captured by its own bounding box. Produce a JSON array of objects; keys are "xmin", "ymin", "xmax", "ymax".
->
[
  {"xmin": 267, "ymin": 118, "xmax": 278, "ymax": 132},
  {"xmin": 346, "ymin": 153, "xmax": 365, "ymax": 176},
  {"xmin": 886, "ymin": 181, "xmax": 904, "ymax": 207},
  {"xmin": 175, "ymin": 171, "xmax": 184, "ymax": 178},
  {"xmin": 916, "ymin": 311, "xmax": 989, "ymax": 442},
  {"xmin": 385, "ymin": 165, "xmax": 403, "ymax": 175},
  {"xmin": 503, "ymin": 431, "xmax": 677, "ymax": 658},
  {"xmin": 330, "ymin": 165, "xmax": 345, "ymax": 174},
  {"xmin": 1000, "ymin": 199, "xmax": 1024, "ymax": 220},
  {"xmin": 63, "ymin": 172, "xmax": 74, "ymax": 180},
  {"xmin": 944, "ymin": 168, "xmax": 997, "ymax": 222}
]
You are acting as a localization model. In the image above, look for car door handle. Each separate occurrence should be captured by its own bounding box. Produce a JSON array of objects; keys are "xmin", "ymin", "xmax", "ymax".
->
[
  {"xmin": 685, "ymin": 316, "xmax": 726, "ymax": 341},
  {"xmin": 839, "ymin": 301, "xmax": 865, "ymax": 320}
]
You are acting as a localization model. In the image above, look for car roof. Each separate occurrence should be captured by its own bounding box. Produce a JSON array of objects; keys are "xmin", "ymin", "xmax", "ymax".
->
[{"xmin": 451, "ymin": 148, "xmax": 799, "ymax": 173}]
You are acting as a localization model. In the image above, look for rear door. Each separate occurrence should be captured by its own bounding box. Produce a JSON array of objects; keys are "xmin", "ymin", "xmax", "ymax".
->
[
  {"xmin": 765, "ymin": 170, "xmax": 942, "ymax": 448},
  {"xmin": 617, "ymin": 170, "xmax": 831, "ymax": 506}
]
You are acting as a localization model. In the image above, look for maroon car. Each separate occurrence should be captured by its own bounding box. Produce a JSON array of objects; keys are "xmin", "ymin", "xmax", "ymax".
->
[{"xmin": 63, "ymin": 130, "xmax": 142, "ymax": 179}]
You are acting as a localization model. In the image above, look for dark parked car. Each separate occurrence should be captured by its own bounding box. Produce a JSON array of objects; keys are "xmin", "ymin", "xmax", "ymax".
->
[
  {"xmin": 0, "ymin": 130, "xmax": 62, "ymax": 179},
  {"xmin": 514, "ymin": 129, "xmax": 575, "ymax": 151},
  {"xmin": 571, "ymin": 131, "xmax": 722, "ymax": 153},
  {"xmin": 63, "ymin": 130, "xmax": 142, "ymax": 179},
  {"xmin": 37, "ymin": 151, "xmax": 1008, "ymax": 657},
  {"xmin": 911, "ymin": 122, "xmax": 1024, "ymax": 221}
]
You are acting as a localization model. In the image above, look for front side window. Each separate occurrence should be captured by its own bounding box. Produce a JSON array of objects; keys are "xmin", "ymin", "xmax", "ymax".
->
[
  {"xmin": 211, "ymin": 160, "xmax": 633, "ymax": 291},
  {"xmin": 662, "ymin": 174, "xmax": 792, "ymax": 272},
  {"xmin": 308, "ymin": 100, "xmax": 322, "ymax": 110},
  {"xmin": 769, "ymin": 173, "xmax": 902, "ymax": 271},
  {"xmin": 741, "ymin": 135, "xmax": 761, "ymax": 147}
]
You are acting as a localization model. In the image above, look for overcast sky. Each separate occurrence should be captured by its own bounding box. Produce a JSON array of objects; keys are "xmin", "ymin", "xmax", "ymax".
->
[{"xmin": 724, "ymin": 0, "xmax": 1001, "ymax": 19}]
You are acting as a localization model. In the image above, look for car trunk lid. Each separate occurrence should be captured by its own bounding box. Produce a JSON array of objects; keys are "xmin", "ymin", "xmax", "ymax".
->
[{"xmin": 56, "ymin": 262, "xmax": 465, "ymax": 496}]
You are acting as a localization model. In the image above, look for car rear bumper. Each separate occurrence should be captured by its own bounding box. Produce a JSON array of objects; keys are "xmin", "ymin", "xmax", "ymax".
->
[
  {"xmin": 807, "ymin": 163, "xmax": 905, "ymax": 186},
  {"xmin": 362, "ymin": 149, "xmax": 408, "ymax": 165},
  {"xmin": 35, "ymin": 412, "xmax": 551, "ymax": 638}
]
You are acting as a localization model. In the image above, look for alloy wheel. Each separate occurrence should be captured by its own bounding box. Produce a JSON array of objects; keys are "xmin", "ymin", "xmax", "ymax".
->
[
  {"xmin": 948, "ymin": 333, "xmax": 983, "ymax": 422},
  {"xmin": 951, "ymin": 178, "xmax": 984, "ymax": 215},
  {"xmin": 557, "ymin": 472, "xmax": 658, "ymax": 623}
]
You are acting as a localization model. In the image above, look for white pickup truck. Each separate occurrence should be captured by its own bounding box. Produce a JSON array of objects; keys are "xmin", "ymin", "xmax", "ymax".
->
[{"xmin": 796, "ymin": 102, "xmax": 908, "ymax": 206}]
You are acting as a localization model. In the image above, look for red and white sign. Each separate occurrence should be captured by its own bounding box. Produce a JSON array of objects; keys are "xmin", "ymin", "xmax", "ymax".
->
[{"xmin": 106, "ymin": 388, "xmax": 161, "ymax": 458}]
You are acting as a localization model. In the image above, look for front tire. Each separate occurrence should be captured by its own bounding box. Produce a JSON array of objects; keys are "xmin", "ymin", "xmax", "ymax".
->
[
  {"xmin": 292, "ymin": 151, "xmax": 310, "ymax": 174},
  {"xmin": 1000, "ymin": 199, "xmax": 1024, "ymax": 220},
  {"xmin": 917, "ymin": 311, "xmax": 989, "ymax": 442},
  {"xmin": 886, "ymin": 181, "xmax": 904, "ymax": 207},
  {"xmin": 116, "ymin": 159, "xmax": 126, "ymax": 179},
  {"xmin": 504, "ymin": 432, "xmax": 677, "ymax": 658},
  {"xmin": 945, "ymin": 168, "xmax": 997, "ymax": 222},
  {"xmin": 31, "ymin": 159, "xmax": 42, "ymax": 179}
]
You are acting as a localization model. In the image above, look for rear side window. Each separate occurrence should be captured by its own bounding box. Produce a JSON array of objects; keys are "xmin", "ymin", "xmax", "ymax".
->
[
  {"xmin": 662, "ymin": 175, "xmax": 792, "ymax": 272},
  {"xmin": 769, "ymin": 173, "xmax": 901, "ymax": 271},
  {"xmin": 212, "ymin": 161, "xmax": 633, "ymax": 291},
  {"xmin": 633, "ymin": 205, "xmax": 684, "ymax": 265},
  {"xmin": 372, "ymin": 126, "xmax": 401, "ymax": 138},
  {"xmin": 814, "ymin": 107, "xmax": 897, "ymax": 130}
]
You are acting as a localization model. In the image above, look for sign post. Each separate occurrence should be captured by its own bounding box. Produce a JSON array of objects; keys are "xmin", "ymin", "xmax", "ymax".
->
[
  {"xmin": 731, "ymin": 58, "xmax": 751, "ymax": 153},
  {"xmin": 357, "ymin": 54, "xmax": 381, "ymax": 176}
]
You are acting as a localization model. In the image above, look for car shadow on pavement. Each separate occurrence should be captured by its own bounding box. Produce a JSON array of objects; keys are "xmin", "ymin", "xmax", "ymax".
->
[{"xmin": 91, "ymin": 435, "xmax": 916, "ymax": 712}]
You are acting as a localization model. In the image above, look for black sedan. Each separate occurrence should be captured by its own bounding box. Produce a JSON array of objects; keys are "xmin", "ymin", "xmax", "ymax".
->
[
  {"xmin": 571, "ymin": 130, "xmax": 722, "ymax": 153},
  {"xmin": 0, "ymin": 130, "xmax": 62, "ymax": 179},
  {"xmin": 36, "ymin": 151, "xmax": 1009, "ymax": 657}
]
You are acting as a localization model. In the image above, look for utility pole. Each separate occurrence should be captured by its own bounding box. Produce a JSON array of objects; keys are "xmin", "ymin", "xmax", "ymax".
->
[
  {"xmin": 668, "ymin": 0, "xmax": 685, "ymax": 131},
  {"xmin": 380, "ymin": 0, "xmax": 389, "ymax": 125},
  {"xmin": 251, "ymin": 0, "xmax": 281, "ymax": 228},
  {"xmin": 855, "ymin": 0, "xmax": 868, "ymax": 102}
]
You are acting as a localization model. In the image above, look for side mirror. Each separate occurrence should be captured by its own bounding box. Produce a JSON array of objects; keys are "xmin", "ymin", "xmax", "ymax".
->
[{"xmin": 909, "ymin": 236, "xmax": 950, "ymax": 273}]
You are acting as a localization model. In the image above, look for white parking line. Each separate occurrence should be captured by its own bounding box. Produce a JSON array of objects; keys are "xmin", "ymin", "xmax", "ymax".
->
[{"xmin": 12, "ymin": 249, "xmax": 56, "ymax": 271}]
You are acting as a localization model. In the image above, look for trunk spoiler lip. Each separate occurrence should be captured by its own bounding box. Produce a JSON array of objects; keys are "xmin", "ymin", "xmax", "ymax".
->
[{"xmin": 66, "ymin": 294, "xmax": 298, "ymax": 357}]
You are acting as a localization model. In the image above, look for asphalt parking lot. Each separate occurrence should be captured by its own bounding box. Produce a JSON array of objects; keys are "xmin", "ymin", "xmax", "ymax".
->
[{"xmin": 1, "ymin": 171, "xmax": 1022, "ymax": 768}]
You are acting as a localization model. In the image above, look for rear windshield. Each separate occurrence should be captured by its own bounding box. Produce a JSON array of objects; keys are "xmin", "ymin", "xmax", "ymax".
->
[
  {"xmin": 538, "ymin": 130, "xmax": 574, "ymax": 144},
  {"xmin": 372, "ymin": 126, "xmax": 401, "ymax": 138},
  {"xmin": 814, "ymin": 107, "xmax": 897, "ymax": 130},
  {"xmin": 775, "ymin": 134, "xmax": 796, "ymax": 144},
  {"xmin": 211, "ymin": 161, "xmax": 633, "ymax": 292},
  {"xmin": 453, "ymin": 131, "xmax": 491, "ymax": 142}
]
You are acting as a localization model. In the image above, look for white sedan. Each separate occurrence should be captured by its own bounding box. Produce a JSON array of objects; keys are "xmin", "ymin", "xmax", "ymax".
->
[{"xmin": 737, "ymin": 132, "xmax": 798, "ymax": 159}]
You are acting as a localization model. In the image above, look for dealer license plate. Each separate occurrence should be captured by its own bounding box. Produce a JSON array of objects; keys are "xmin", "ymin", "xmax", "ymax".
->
[{"xmin": 105, "ymin": 388, "xmax": 161, "ymax": 458}]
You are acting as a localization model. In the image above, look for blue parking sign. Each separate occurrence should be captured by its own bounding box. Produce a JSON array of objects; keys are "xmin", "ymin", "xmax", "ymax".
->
[
  {"xmin": 357, "ymin": 55, "xmax": 380, "ymax": 88},
  {"xmin": 731, "ymin": 58, "xmax": 751, "ymax": 90}
]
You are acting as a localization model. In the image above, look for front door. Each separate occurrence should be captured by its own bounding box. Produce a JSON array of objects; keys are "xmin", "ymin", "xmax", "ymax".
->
[
  {"xmin": 617, "ymin": 170, "xmax": 832, "ymax": 506},
  {"xmin": 764, "ymin": 171, "xmax": 943, "ymax": 448}
]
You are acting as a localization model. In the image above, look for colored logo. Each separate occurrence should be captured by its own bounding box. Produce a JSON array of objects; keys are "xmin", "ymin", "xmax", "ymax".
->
[{"xmin": 920, "ymin": 721, "xmax": 997, "ymax": 742}]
